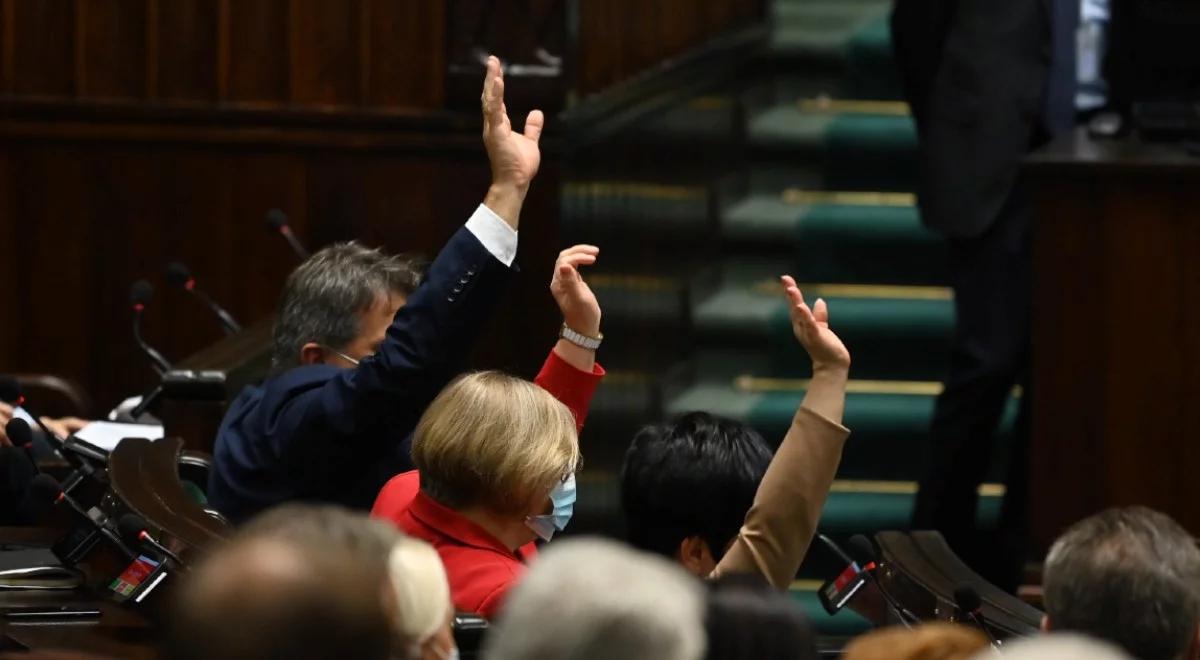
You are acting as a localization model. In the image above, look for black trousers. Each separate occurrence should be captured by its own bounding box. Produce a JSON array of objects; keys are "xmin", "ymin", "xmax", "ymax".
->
[{"xmin": 912, "ymin": 183, "xmax": 1033, "ymax": 592}]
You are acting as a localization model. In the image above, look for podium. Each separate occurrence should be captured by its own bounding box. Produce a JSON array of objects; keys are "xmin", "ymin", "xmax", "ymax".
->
[{"xmin": 1025, "ymin": 129, "xmax": 1200, "ymax": 551}]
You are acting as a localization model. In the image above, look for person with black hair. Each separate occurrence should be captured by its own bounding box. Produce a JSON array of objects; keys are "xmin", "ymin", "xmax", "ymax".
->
[
  {"xmin": 620, "ymin": 276, "xmax": 850, "ymax": 588},
  {"xmin": 704, "ymin": 574, "xmax": 819, "ymax": 660}
]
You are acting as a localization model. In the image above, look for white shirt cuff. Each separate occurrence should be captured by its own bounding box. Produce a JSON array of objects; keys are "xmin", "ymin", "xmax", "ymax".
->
[{"xmin": 465, "ymin": 204, "xmax": 518, "ymax": 267}]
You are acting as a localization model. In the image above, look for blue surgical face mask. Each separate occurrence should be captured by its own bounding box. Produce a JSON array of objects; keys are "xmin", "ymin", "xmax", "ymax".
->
[{"xmin": 525, "ymin": 473, "xmax": 576, "ymax": 542}]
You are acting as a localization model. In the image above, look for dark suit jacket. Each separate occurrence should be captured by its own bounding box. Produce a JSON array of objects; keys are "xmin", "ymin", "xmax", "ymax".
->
[
  {"xmin": 890, "ymin": 0, "xmax": 1058, "ymax": 239},
  {"xmin": 208, "ymin": 224, "xmax": 512, "ymax": 522}
]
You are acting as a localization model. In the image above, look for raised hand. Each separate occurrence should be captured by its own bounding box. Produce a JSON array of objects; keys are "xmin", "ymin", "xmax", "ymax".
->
[
  {"xmin": 481, "ymin": 55, "xmax": 544, "ymax": 197},
  {"xmin": 781, "ymin": 275, "xmax": 850, "ymax": 372},
  {"xmin": 551, "ymin": 245, "xmax": 601, "ymax": 337}
]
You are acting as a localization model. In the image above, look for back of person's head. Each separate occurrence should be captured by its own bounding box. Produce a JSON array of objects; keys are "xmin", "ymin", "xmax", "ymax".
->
[
  {"xmin": 484, "ymin": 537, "xmax": 707, "ymax": 660},
  {"xmin": 412, "ymin": 370, "xmax": 579, "ymax": 515},
  {"xmin": 271, "ymin": 241, "xmax": 422, "ymax": 371},
  {"xmin": 969, "ymin": 633, "xmax": 1132, "ymax": 660},
  {"xmin": 841, "ymin": 623, "xmax": 988, "ymax": 660},
  {"xmin": 704, "ymin": 574, "xmax": 817, "ymax": 660},
  {"xmin": 238, "ymin": 502, "xmax": 400, "ymax": 576},
  {"xmin": 166, "ymin": 537, "xmax": 393, "ymax": 660},
  {"xmin": 620, "ymin": 412, "xmax": 773, "ymax": 564},
  {"xmin": 1043, "ymin": 506, "xmax": 1200, "ymax": 660},
  {"xmin": 388, "ymin": 534, "xmax": 455, "ymax": 655}
]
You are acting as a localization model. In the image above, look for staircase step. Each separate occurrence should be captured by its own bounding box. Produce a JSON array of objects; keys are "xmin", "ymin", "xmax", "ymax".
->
[
  {"xmin": 747, "ymin": 103, "xmax": 917, "ymax": 189},
  {"xmin": 721, "ymin": 191, "xmax": 947, "ymax": 285},
  {"xmin": 665, "ymin": 378, "xmax": 1017, "ymax": 482},
  {"xmin": 589, "ymin": 276, "xmax": 691, "ymax": 370},
  {"xmin": 692, "ymin": 281, "xmax": 954, "ymax": 381},
  {"xmin": 561, "ymin": 181, "xmax": 713, "ymax": 254}
]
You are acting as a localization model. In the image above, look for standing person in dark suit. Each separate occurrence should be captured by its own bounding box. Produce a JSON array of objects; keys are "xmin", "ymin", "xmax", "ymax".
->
[
  {"xmin": 209, "ymin": 56, "xmax": 546, "ymax": 522},
  {"xmin": 891, "ymin": 0, "xmax": 1080, "ymax": 589}
]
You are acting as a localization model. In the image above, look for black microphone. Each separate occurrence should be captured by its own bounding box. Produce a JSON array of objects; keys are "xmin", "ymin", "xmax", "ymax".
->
[
  {"xmin": 117, "ymin": 513, "xmax": 186, "ymax": 569},
  {"xmin": 848, "ymin": 534, "xmax": 917, "ymax": 628},
  {"xmin": 6, "ymin": 417, "xmax": 38, "ymax": 469},
  {"xmin": 130, "ymin": 280, "xmax": 172, "ymax": 375},
  {"xmin": 31, "ymin": 474, "xmax": 136, "ymax": 560},
  {"xmin": 266, "ymin": 209, "xmax": 310, "ymax": 261},
  {"xmin": 954, "ymin": 584, "xmax": 1002, "ymax": 647},
  {"xmin": 165, "ymin": 261, "xmax": 241, "ymax": 335},
  {"xmin": 0, "ymin": 376, "xmax": 60, "ymax": 449}
]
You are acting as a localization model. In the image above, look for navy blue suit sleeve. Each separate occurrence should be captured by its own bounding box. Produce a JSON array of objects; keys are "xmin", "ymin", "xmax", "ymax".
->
[{"xmin": 267, "ymin": 224, "xmax": 512, "ymax": 460}]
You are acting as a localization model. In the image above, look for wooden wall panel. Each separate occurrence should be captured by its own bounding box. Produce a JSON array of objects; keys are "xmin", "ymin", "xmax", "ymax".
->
[
  {"xmin": 576, "ymin": 0, "xmax": 765, "ymax": 95},
  {"xmin": 288, "ymin": 0, "xmax": 363, "ymax": 106},
  {"xmin": 225, "ymin": 0, "xmax": 290, "ymax": 104},
  {"xmin": 155, "ymin": 0, "xmax": 218, "ymax": 101},
  {"xmin": 9, "ymin": 0, "xmax": 76, "ymax": 96},
  {"xmin": 368, "ymin": 0, "xmax": 445, "ymax": 108},
  {"xmin": 76, "ymin": 0, "xmax": 147, "ymax": 99}
]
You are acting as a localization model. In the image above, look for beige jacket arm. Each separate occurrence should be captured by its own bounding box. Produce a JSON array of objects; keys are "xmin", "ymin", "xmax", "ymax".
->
[{"xmin": 710, "ymin": 403, "xmax": 850, "ymax": 588}]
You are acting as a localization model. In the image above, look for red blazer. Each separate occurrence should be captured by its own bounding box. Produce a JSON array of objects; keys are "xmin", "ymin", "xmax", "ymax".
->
[{"xmin": 372, "ymin": 349, "xmax": 603, "ymax": 618}]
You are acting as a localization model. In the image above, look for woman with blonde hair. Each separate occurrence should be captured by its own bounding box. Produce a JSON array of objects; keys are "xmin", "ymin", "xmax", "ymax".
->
[{"xmin": 373, "ymin": 244, "xmax": 605, "ymax": 617}]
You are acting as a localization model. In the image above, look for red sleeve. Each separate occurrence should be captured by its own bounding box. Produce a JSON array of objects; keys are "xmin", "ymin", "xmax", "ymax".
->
[{"xmin": 534, "ymin": 349, "xmax": 605, "ymax": 433}]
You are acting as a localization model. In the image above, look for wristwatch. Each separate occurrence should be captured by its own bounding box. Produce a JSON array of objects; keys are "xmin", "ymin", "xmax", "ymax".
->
[{"xmin": 559, "ymin": 323, "xmax": 603, "ymax": 350}]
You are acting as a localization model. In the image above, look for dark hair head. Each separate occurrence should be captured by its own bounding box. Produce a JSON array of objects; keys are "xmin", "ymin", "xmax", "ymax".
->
[
  {"xmin": 620, "ymin": 411, "xmax": 773, "ymax": 559},
  {"xmin": 1044, "ymin": 506, "xmax": 1200, "ymax": 660},
  {"xmin": 704, "ymin": 574, "xmax": 817, "ymax": 660},
  {"xmin": 270, "ymin": 241, "xmax": 423, "ymax": 372}
]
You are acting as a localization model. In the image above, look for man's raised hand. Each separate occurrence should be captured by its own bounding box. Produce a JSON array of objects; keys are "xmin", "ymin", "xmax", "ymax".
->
[
  {"xmin": 781, "ymin": 275, "xmax": 850, "ymax": 373},
  {"xmin": 482, "ymin": 55, "xmax": 544, "ymax": 228}
]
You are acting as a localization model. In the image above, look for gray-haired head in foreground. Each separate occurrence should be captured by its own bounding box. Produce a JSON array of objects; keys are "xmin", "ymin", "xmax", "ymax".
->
[
  {"xmin": 483, "ymin": 537, "xmax": 706, "ymax": 660},
  {"xmin": 1043, "ymin": 506, "xmax": 1200, "ymax": 660},
  {"xmin": 968, "ymin": 633, "xmax": 1131, "ymax": 660},
  {"xmin": 270, "ymin": 241, "xmax": 423, "ymax": 372}
]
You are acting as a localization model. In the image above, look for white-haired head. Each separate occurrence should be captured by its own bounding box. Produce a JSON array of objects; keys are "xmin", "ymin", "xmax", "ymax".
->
[
  {"xmin": 483, "ymin": 537, "xmax": 706, "ymax": 660},
  {"xmin": 387, "ymin": 535, "xmax": 452, "ymax": 647},
  {"xmin": 970, "ymin": 633, "xmax": 1132, "ymax": 660}
]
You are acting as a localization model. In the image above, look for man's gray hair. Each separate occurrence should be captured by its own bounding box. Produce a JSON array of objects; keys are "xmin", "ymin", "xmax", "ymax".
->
[
  {"xmin": 969, "ymin": 634, "xmax": 1131, "ymax": 660},
  {"xmin": 270, "ymin": 241, "xmax": 423, "ymax": 371},
  {"xmin": 1043, "ymin": 506, "xmax": 1200, "ymax": 660},
  {"xmin": 484, "ymin": 537, "xmax": 706, "ymax": 660}
]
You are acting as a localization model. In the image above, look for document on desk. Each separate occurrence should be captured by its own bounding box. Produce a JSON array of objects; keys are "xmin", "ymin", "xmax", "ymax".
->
[
  {"xmin": 72, "ymin": 422, "xmax": 164, "ymax": 452},
  {"xmin": 0, "ymin": 549, "xmax": 83, "ymax": 590}
]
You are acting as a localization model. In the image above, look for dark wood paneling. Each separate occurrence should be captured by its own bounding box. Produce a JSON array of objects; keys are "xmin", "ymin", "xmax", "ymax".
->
[
  {"xmin": 10, "ymin": 0, "xmax": 76, "ymax": 96},
  {"xmin": 77, "ymin": 0, "xmax": 146, "ymax": 99},
  {"xmin": 225, "ymin": 0, "xmax": 290, "ymax": 104},
  {"xmin": 288, "ymin": 0, "xmax": 363, "ymax": 106},
  {"xmin": 156, "ymin": 0, "xmax": 218, "ymax": 101},
  {"xmin": 576, "ymin": 0, "xmax": 764, "ymax": 95},
  {"xmin": 368, "ymin": 0, "xmax": 446, "ymax": 108},
  {"xmin": 1027, "ymin": 129, "xmax": 1200, "ymax": 549}
]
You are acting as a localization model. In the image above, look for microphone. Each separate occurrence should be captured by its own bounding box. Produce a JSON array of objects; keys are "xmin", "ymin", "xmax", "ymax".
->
[
  {"xmin": 130, "ymin": 280, "xmax": 172, "ymax": 375},
  {"xmin": 266, "ymin": 209, "xmax": 310, "ymax": 261},
  {"xmin": 954, "ymin": 584, "xmax": 1002, "ymax": 647},
  {"xmin": 30, "ymin": 474, "xmax": 136, "ymax": 561},
  {"xmin": 816, "ymin": 534, "xmax": 869, "ymax": 615},
  {"xmin": 6, "ymin": 417, "xmax": 38, "ymax": 468},
  {"xmin": 847, "ymin": 534, "xmax": 917, "ymax": 628},
  {"xmin": 0, "ymin": 377, "xmax": 60, "ymax": 447},
  {"xmin": 166, "ymin": 261, "xmax": 242, "ymax": 335},
  {"xmin": 117, "ymin": 513, "xmax": 186, "ymax": 569}
]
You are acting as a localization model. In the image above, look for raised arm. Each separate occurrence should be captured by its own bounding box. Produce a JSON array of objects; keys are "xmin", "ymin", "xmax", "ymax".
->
[
  {"xmin": 535, "ymin": 245, "xmax": 605, "ymax": 433},
  {"xmin": 713, "ymin": 275, "xmax": 852, "ymax": 588},
  {"xmin": 272, "ymin": 56, "xmax": 546, "ymax": 446}
]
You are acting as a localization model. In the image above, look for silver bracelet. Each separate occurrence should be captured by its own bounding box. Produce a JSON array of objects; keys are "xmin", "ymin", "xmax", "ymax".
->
[{"xmin": 559, "ymin": 323, "xmax": 603, "ymax": 350}]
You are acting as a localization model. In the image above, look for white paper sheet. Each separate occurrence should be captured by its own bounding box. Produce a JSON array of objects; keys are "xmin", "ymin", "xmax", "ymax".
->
[{"xmin": 72, "ymin": 421, "xmax": 164, "ymax": 452}]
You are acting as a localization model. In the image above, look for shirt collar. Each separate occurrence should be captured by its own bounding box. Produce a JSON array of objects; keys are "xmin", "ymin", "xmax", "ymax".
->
[{"xmin": 410, "ymin": 491, "xmax": 526, "ymax": 560}]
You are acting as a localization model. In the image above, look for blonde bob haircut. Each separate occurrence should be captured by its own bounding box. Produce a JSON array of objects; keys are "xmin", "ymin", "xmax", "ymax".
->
[{"xmin": 412, "ymin": 371, "xmax": 579, "ymax": 514}]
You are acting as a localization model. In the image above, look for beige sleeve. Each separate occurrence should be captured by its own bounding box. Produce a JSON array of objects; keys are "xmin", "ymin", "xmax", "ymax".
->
[{"xmin": 710, "ymin": 405, "xmax": 849, "ymax": 589}]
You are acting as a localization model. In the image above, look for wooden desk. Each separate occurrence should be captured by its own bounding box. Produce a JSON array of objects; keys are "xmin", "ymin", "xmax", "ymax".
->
[
  {"xmin": 1025, "ymin": 129, "xmax": 1200, "ymax": 551},
  {"xmin": 0, "ymin": 530, "xmax": 155, "ymax": 659}
]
